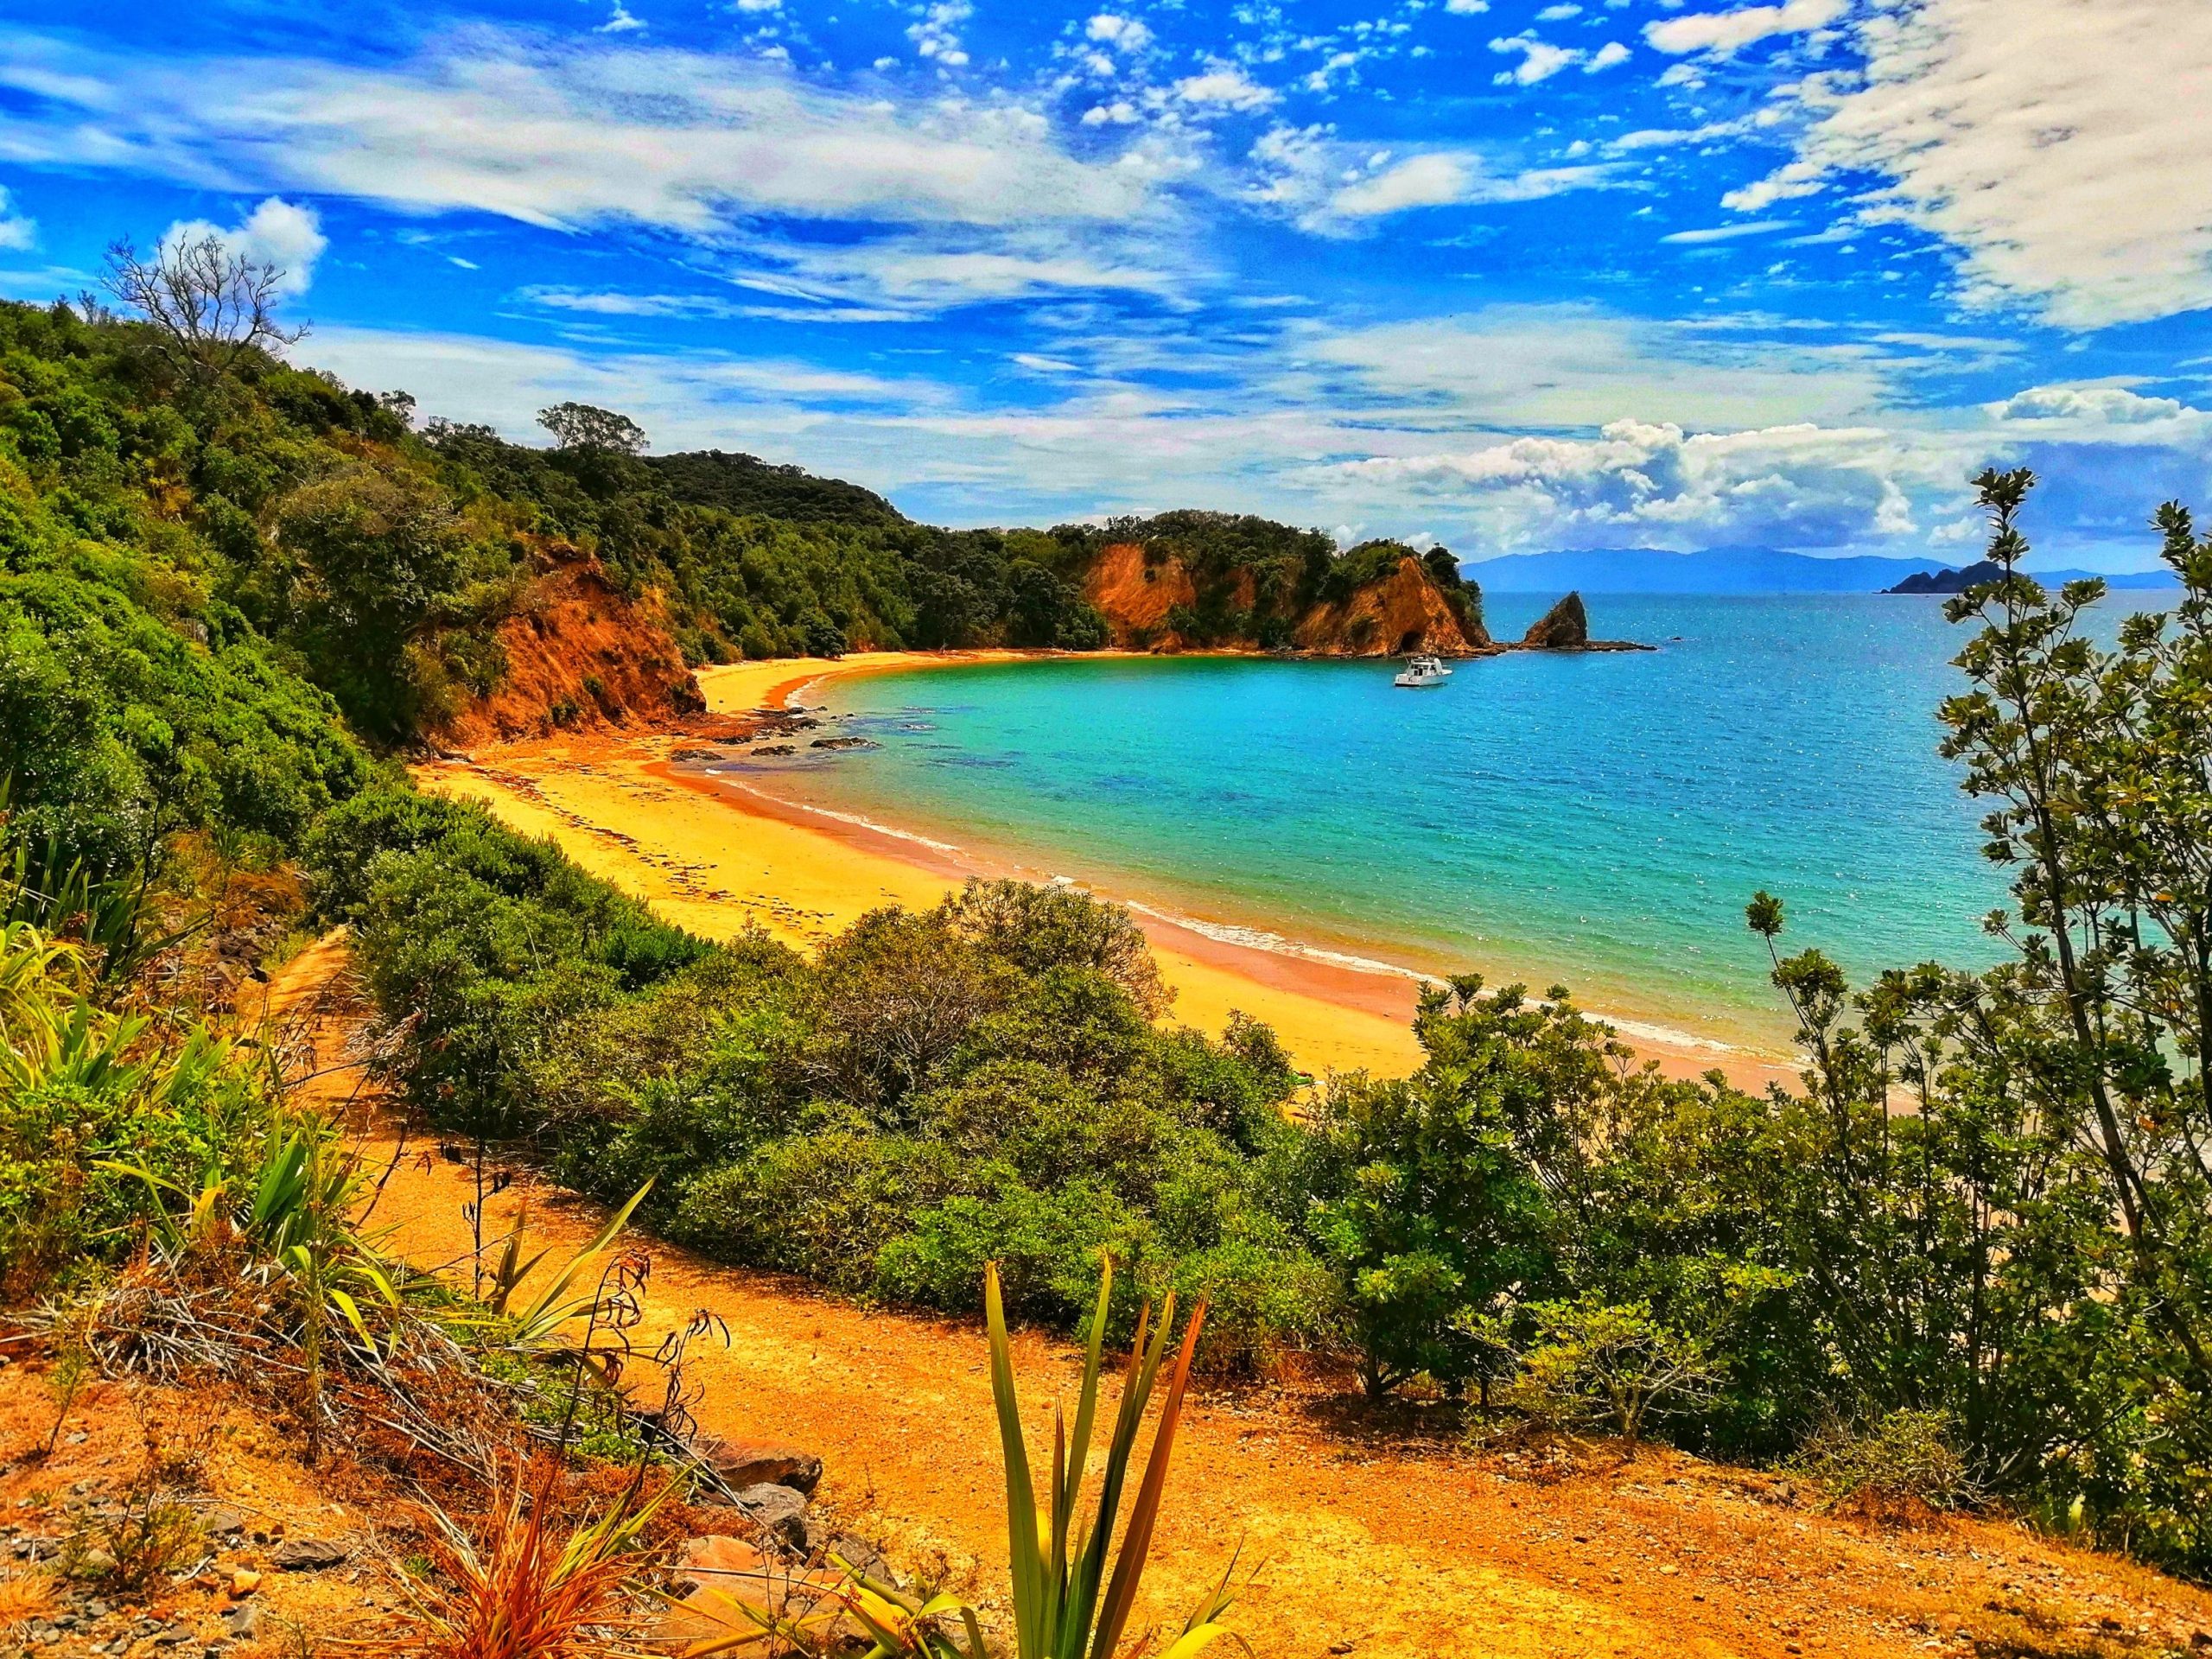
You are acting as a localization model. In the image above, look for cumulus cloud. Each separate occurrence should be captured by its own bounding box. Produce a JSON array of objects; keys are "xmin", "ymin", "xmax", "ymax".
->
[
  {"xmin": 0, "ymin": 31, "xmax": 1156, "ymax": 234},
  {"xmin": 1489, "ymin": 35, "xmax": 1579, "ymax": 85},
  {"xmin": 1644, "ymin": 0, "xmax": 1846, "ymax": 56},
  {"xmin": 1332, "ymin": 154, "xmax": 1482, "ymax": 218},
  {"xmin": 1988, "ymin": 381, "xmax": 2212, "ymax": 444},
  {"xmin": 162, "ymin": 196, "xmax": 326, "ymax": 294},
  {"xmin": 1173, "ymin": 63, "xmax": 1278, "ymax": 111},
  {"xmin": 908, "ymin": 1, "xmax": 973, "ymax": 66},
  {"xmin": 1320, "ymin": 417, "xmax": 1920, "ymax": 548},
  {"xmin": 1084, "ymin": 13, "xmax": 1153, "ymax": 51},
  {"xmin": 1728, "ymin": 0, "xmax": 2212, "ymax": 327},
  {"xmin": 1720, "ymin": 157, "xmax": 1826, "ymax": 213}
]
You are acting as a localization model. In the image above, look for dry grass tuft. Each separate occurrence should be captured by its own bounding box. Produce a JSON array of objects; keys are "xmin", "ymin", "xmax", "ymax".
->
[
  {"xmin": 399, "ymin": 1459, "xmax": 666, "ymax": 1659},
  {"xmin": 0, "ymin": 1569, "xmax": 56, "ymax": 1626}
]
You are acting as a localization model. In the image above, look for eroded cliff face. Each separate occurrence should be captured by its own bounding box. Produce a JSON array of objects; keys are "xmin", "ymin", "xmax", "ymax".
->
[
  {"xmin": 1082, "ymin": 543, "xmax": 1489, "ymax": 655},
  {"xmin": 1295, "ymin": 556, "xmax": 1488, "ymax": 656},
  {"xmin": 434, "ymin": 549, "xmax": 703, "ymax": 747},
  {"xmin": 1082, "ymin": 542, "xmax": 1200, "ymax": 642}
]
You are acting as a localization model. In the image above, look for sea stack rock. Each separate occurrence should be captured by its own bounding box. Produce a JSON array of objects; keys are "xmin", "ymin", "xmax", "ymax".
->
[{"xmin": 1522, "ymin": 592, "xmax": 1590, "ymax": 649}]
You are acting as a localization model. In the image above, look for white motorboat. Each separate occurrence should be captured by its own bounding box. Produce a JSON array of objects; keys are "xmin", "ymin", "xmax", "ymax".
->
[{"xmin": 1393, "ymin": 653, "xmax": 1453, "ymax": 688}]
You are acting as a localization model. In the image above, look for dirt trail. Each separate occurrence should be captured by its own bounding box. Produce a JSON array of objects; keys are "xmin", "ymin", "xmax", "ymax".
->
[{"xmin": 251, "ymin": 939, "xmax": 2212, "ymax": 1659}]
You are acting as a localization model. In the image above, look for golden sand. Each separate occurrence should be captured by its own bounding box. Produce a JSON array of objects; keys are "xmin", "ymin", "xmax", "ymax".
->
[{"xmin": 416, "ymin": 652, "xmax": 1793, "ymax": 1088}]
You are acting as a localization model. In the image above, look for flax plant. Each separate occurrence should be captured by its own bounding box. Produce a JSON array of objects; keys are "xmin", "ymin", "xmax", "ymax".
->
[
  {"xmin": 673, "ymin": 1259, "xmax": 1237, "ymax": 1659},
  {"xmin": 987, "ymin": 1258, "xmax": 1236, "ymax": 1659}
]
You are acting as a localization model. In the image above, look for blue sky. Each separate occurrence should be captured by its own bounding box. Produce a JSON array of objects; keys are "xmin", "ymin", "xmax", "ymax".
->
[{"xmin": 3, "ymin": 0, "xmax": 2209, "ymax": 569}]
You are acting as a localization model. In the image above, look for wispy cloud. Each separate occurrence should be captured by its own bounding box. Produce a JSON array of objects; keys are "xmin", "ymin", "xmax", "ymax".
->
[
  {"xmin": 1662, "ymin": 219, "xmax": 1793, "ymax": 245},
  {"xmin": 1732, "ymin": 0, "xmax": 2212, "ymax": 327},
  {"xmin": 0, "ymin": 31, "xmax": 1158, "ymax": 234},
  {"xmin": 1248, "ymin": 127, "xmax": 1618, "ymax": 233}
]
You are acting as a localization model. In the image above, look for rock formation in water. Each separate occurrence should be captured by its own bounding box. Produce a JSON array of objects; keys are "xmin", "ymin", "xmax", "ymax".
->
[
  {"xmin": 1516, "ymin": 590, "xmax": 1654, "ymax": 653},
  {"xmin": 1521, "ymin": 592, "xmax": 1590, "ymax": 648}
]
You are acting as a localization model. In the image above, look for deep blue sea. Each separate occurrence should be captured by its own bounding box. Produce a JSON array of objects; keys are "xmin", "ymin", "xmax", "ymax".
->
[{"xmin": 743, "ymin": 594, "xmax": 2113, "ymax": 1049}]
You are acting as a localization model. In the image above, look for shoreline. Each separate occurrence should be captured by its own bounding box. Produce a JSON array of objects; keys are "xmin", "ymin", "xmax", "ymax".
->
[
  {"xmin": 418, "ymin": 652, "xmax": 1796, "ymax": 1090},
  {"xmin": 701, "ymin": 653, "xmax": 1796, "ymax": 1088}
]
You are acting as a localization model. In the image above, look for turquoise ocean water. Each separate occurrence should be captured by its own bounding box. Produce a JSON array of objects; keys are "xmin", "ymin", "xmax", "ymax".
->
[{"xmin": 732, "ymin": 594, "xmax": 2095, "ymax": 1051}]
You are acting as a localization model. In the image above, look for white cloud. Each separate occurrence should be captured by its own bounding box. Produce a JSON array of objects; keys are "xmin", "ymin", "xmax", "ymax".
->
[
  {"xmin": 0, "ymin": 33, "xmax": 1156, "ymax": 234},
  {"xmin": 1987, "ymin": 381, "xmax": 2212, "ymax": 444},
  {"xmin": 1758, "ymin": 0, "xmax": 2212, "ymax": 327},
  {"xmin": 597, "ymin": 3, "xmax": 645, "ymax": 34},
  {"xmin": 1445, "ymin": 0, "xmax": 1490, "ymax": 12},
  {"xmin": 1612, "ymin": 118, "xmax": 1753, "ymax": 151},
  {"xmin": 162, "ymin": 196, "xmax": 326, "ymax": 294},
  {"xmin": 1084, "ymin": 13, "xmax": 1153, "ymax": 51},
  {"xmin": 1661, "ymin": 219, "xmax": 1792, "ymax": 244},
  {"xmin": 1173, "ymin": 63, "xmax": 1279, "ymax": 111},
  {"xmin": 1720, "ymin": 157, "xmax": 1825, "ymax": 213},
  {"xmin": 830, "ymin": 248, "xmax": 1187, "ymax": 302},
  {"xmin": 0, "ymin": 187, "xmax": 35, "ymax": 252},
  {"xmin": 1331, "ymin": 154, "xmax": 1477, "ymax": 218},
  {"xmin": 1644, "ymin": 0, "xmax": 1845, "ymax": 56},
  {"xmin": 1302, "ymin": 304, "xmax": 1896, "ymax": 429},
  {"xmin": 1248, "ymin": 128, "xmax": 1617, "ymax": 232},
  {"xmin": 908, "ymin": 2, "xmax": 973, "ymax": 66},
  {"xmin": 1490, "ymin": 35, "xmax": 1579, "ymax": 85},
  {"xmin": 1537, "ymin": 3, "xmax": 1582, "ymax": 18},
  {"xmin": 1584, "ymin": 41, "xmax": 1632, "ymax": 72},
  {"xmin": 1320, "ymin": 417, "xmax": 1921, "ymax": 547}
]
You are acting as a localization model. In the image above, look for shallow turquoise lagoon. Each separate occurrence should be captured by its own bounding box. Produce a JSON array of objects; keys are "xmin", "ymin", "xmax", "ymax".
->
[{"xmin": 747, "ymin": 594, "xmax": 2062, "ymax": 1048}]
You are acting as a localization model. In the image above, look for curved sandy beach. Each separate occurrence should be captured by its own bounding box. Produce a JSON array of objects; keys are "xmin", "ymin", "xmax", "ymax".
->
[{"xmin": 416, "ymin": 652, "xmax": 1796, "ymax": 1090}]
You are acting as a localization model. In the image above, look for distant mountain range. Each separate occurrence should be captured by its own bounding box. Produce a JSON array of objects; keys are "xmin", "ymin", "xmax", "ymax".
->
[{"xmin": 1461, "ymin": 546, "xmax": 2181, "ymax": 594}]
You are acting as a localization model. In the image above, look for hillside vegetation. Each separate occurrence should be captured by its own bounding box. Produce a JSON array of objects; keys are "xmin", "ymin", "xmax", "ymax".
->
[{"xmin": 4, "ymin": 258, "xmax": 2212, "ymax": 1635}]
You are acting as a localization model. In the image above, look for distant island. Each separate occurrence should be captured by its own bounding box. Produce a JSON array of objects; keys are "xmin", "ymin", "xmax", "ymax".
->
[
  {"xmin": 1465, "ymin": 544, "xmax": 2181, "ymax": 594},
  {"xmin": 1882, "ymin": 560, "xmax": 2002, "ymax": 594}
]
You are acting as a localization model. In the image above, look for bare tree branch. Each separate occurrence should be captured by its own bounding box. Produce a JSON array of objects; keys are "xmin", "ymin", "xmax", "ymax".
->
[{"xmin": 101, "ymin": 234, "xmax": 307, "ymax": 380}]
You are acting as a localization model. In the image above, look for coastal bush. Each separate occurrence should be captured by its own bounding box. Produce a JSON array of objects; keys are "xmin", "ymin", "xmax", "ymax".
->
[
  {"xmin": 329, "ymin": 834, "xmax": 1332, "ymax": 1366},
  {"xmin": 317, "ymin": 789, "xmax": 710, "ymax": 1132}
]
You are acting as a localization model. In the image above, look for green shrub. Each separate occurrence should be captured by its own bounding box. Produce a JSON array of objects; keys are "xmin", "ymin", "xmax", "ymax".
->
[
  {"xmin": 1796, "ymin": 1408, "xmax": 1977, "ymax": 1519},
  {"xmin": 0, "ymin": 926, "xmax": 273, "ymax": 1291}
]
